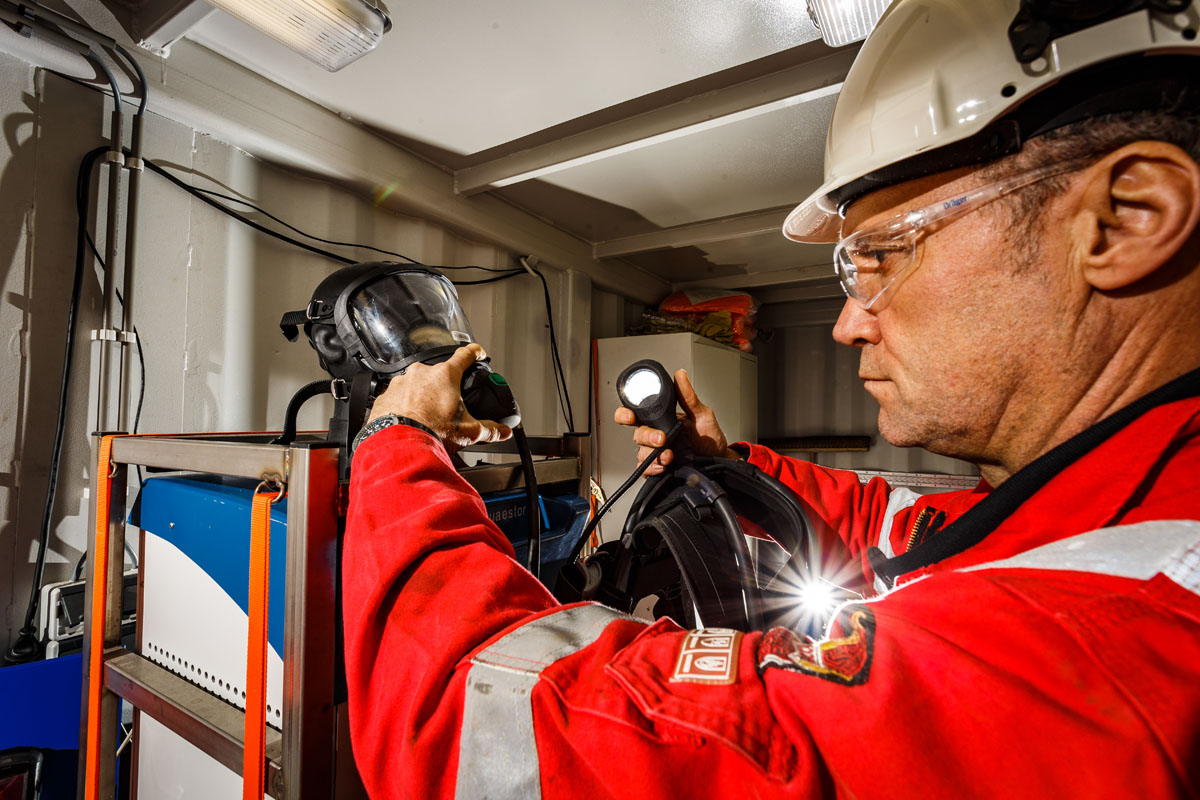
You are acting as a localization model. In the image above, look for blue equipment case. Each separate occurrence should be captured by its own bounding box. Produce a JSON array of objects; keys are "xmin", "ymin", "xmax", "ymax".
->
[{"xmin": 134, "ymin": 475, "xmax": 589, "ymax": 657}]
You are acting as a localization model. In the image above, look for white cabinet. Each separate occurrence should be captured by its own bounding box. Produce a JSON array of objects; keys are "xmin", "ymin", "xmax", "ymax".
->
[{"xmin": 594, "ymin": 333, "xmax": 757, "ymax": 542}]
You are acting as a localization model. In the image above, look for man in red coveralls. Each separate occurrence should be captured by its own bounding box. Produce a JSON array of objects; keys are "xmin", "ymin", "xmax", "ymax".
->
[{"xmin": 343, "ymin": 1, "xmax": 1200, "ymax": 797}]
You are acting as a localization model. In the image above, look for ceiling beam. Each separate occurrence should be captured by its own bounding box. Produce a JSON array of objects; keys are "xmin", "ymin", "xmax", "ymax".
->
[
  {"xmin": 453, "ymin": 41, "xmax": 859, "ymax": 196},
  {"xmin": 672, "ymin": 263, "xmax": 832, "ymax": 292},
  {"xmin": 755, "ymin": 281, "xmax": 844, "ymax": 304},
  {"xmin": 593, "ymin": 207, "xmax": 791, "ymax": 258}
]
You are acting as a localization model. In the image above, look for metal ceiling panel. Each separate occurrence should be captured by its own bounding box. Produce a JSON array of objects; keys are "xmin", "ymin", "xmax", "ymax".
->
[
  {"xmin": 537, "ymin": 93, "xmax": 835, "ymax": 229},
  {"xmin": 187, "ymin": 1, "xmax": 823, "ymax": 154}
]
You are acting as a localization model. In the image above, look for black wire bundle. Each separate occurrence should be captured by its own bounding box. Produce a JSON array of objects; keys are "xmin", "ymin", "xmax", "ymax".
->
[
  {"xmin": 143, "ymin": 161, "xmax": 575, "ymax": 431},
  {"xmin": 566, "ymin": 420, "xmax": 685, "ymax": 564},
  {"xmin": 524, "ymin": 261, "xmax": 575, "ymax": 433}
]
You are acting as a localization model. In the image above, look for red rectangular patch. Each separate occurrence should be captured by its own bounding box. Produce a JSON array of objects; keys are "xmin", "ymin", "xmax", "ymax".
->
[{"xmin": 670, "ymin": 628, "xmax": 742, "ymax": 685}]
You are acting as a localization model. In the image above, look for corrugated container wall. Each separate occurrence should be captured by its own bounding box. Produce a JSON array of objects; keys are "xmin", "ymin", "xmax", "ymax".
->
[
  {"xmin": 756, "ymin": 309, "xmax": 978, "ymax": 477},
  {"xmin": 0, "ymin": 52, "xmax": 577, "ymax": 652}
]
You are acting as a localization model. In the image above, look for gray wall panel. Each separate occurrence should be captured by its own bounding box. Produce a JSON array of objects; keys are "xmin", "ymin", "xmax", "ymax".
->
[{"xmin": 757, "ymin": 317, "xmax": 977, "ymax": 477}]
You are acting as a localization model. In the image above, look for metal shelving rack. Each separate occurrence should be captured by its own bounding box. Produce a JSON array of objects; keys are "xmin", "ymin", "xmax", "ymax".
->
[{"xmin": 78, "ymin": 431, "xmax": 589, "ymax": 800}]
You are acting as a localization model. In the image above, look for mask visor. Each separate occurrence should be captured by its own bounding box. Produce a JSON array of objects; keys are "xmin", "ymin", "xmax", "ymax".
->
[{"xmin": 347, "ymin": 271, "xmax": 475, "ymax": 368}]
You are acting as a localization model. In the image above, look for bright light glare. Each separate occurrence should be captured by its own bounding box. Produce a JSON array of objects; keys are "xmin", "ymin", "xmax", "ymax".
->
[
  {"xmin": 795, "ymin": 578, "xmax": 839, "ymax": 619},
  {"xmin": 623, "ymin": 368, "xmax": 663, "ymax": 405},
  {"xmin": 759, "ymin": 536, "xmax": 864, "ymax": 636}
]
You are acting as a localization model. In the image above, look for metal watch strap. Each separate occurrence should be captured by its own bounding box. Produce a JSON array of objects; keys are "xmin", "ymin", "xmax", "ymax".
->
[{"xmin": 352, "ymin": 413, "xmax": 439, "ymax": 456}]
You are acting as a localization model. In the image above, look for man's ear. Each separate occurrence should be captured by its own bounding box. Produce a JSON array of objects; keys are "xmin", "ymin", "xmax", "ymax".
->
[{"xmin": 1072, "ymin": 141, "xmax": 1200, "ymax": 291}]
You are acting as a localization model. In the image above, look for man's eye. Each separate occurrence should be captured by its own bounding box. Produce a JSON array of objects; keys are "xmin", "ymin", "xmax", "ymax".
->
[{"xmin": 854, "ymin": 245, "xmax": 904, "ymax": 272}]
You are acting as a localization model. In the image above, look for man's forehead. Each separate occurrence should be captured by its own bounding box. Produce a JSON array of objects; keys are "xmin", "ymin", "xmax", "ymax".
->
[{"xmin": 842, "ymin": 165, "xmax": 981, "ymax": 235}]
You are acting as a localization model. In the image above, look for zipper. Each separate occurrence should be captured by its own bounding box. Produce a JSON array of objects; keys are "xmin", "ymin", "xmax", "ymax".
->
[{"xmin": 905, "ymin": 507, "xmax": 932, "ymax": 553}]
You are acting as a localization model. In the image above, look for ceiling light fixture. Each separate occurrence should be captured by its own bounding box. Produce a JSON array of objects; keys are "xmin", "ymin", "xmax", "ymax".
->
[
  {"xmin": 807, "ymin": 0, "xmax": 895, "ymax": 47},
  {"xmin": 205, "ymin": 0, "xmax": 391, "ymax": 71}
]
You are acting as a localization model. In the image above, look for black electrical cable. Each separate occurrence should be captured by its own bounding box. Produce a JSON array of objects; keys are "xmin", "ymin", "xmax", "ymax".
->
[
  {"xmin": 188, "ymin": 187, "xmax": 532, "ymax": 277},
  {"xmin": 144, "ymin": 161, "xmax": 357, "ymax": 265},
  {"xmin": 144, "ymin": 161, "xmax": 529, "ymax": 290},
  {"xmin": 527, "ymin": 264, "xmax": 575, "ymax": 432},
  {"xmin": 189, "ymin": 187, "xmax": 421, "ymax": 265},
  {"xmin": 567, "ymin": 420, "xmax": 684, "ymax": 564},
  {"xmin": 453, "ymin": 271, "xmax": 525, "ymax": 285},
  {"xmin": 5, "ymin": 145, "xmax": 109, "ymax": 665},
  {"xmin": 512, "ymin": 427, "xmax": 541, "ymax": 580}
]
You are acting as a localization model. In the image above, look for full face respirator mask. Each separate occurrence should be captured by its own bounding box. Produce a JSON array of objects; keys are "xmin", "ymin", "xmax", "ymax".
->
[{"xmin": 280, "ymin": 263, "xmax": 521, "ymax": 440}]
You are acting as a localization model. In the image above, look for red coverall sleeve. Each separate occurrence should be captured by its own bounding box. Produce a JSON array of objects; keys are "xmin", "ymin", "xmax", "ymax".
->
[
  {"xmin": 343, "ymin": 426, "xmax": 829, "ymax": 798},
  {"xmin": 343, "ymin": 426, "xmax": 1193, "ymax": 799},
  {"xmin": 738, "ymin": 442, "xmax": 893, "ymax": 559}
]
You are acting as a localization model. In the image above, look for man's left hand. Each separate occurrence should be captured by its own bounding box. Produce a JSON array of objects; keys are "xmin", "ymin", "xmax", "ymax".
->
[{"xmin": 367, "ymin": 343, "xmax": 513, "ymax": 452}]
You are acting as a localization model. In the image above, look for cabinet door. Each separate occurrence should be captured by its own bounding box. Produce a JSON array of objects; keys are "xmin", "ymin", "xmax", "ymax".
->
[
  {"xmin": 689, "ymin": 339, "xmax": 746, "ymax": 443},
  {"xmin": 738, "ymin": 354, "xmax": 758, "ymax": 445},
  {"xmin": 594, "ymin": 334, "xmax": 756, "ymax": 544}
]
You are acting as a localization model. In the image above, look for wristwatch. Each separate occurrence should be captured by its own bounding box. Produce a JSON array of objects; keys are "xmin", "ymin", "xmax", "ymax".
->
[{"xmin": 351, "ymin": 413, "xmax": 439, "ymax": 456}]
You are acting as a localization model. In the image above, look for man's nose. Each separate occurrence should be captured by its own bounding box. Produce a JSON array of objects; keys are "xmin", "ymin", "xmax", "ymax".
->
[{"xmin": 832, "ymin": 297, "xmax": 881, "ymax": 347}]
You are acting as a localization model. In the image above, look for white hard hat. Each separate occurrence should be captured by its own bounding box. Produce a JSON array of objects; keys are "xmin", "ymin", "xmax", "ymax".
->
[{"xmin": 784, "ymin": 0, "xmax": 1200, "ymax": 243}]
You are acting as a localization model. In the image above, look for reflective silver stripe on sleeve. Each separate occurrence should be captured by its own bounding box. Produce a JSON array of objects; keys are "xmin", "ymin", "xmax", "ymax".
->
[
  {"xmin": 963, "ymin": 520, "xmax": 1200, "ymax": 586},
  {"xmin": 873, "ymin": 487, "xmax": 921, "ymax": 593},
  {"xmin": 455, "ymin": 604, "xmax": 635, "ymax": 800},
  {"xmin": 1163, "ymin": 537, "xmax": 1200, "ymax": 595}
]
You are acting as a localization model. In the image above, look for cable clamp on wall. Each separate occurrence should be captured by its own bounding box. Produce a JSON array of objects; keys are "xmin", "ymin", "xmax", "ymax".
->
[
  {"xmin": 103, "ymin": 150, "xmax": 126, "ymax": 166},
  {"xmin": 124, "ymin": 155, "xmax": 143, "ymax": 171},
  {"xmin": 90, "ymin": 329, "xmax": 136, "ymax": 344}
]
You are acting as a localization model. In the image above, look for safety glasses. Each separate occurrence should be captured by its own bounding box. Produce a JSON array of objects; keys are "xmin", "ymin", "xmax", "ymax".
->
[{"xmin": 834, "ymin": 159, "xmax": 1091, "ymax": 309}]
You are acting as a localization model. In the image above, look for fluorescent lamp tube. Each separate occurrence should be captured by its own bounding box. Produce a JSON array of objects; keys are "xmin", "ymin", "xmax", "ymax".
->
[
  {"xmin": 807, "ymin": 0, "xmax": 895, "ymax": 47},
  {"xmin": 206, "ymin": 0, "xmax": 391, "ymax": 71}
]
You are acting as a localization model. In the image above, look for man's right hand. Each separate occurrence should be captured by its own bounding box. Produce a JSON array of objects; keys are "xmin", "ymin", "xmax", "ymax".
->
[{"xmin": 614, "ymin": 369, "xmax": 740, "ymax": 476}]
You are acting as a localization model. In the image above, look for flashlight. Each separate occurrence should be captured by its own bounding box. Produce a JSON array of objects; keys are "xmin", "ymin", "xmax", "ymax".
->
[{"xmin": 617, "ymin": 360, "xmax": 687, "ymax": 457}]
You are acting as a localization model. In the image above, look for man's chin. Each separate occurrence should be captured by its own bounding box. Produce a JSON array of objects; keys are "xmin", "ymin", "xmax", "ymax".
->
[{"xmin": 876, "ymin": 409, "xmax": 926, "ymax": 450}]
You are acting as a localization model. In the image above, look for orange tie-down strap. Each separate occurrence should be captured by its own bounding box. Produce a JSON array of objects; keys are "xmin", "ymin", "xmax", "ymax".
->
[
  {"xmin": 244, "ymin": 485, "xmax": 283, "ymax": 800},
  {"xmin": 82, "ymin": 432, "xmax": 285, "ymax": 800},
  {"xmin": 84, "ymin": 434, "xmax": 121, "ymax": 800}
]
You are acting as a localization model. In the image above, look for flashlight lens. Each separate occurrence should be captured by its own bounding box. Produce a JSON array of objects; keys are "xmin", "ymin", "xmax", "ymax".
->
[{"xmin": 622, "ymin": 368, "xmax": 663, "ymax": 405}]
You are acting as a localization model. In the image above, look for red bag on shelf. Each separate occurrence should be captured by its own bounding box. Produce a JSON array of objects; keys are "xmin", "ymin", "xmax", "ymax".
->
[
  {"xmin": 659, "ymin": 291, "xmax": 757, "ymax": 318},
  {"xmin": 657, "ymin": 291, "xmax": 758, "ymax": 351}
]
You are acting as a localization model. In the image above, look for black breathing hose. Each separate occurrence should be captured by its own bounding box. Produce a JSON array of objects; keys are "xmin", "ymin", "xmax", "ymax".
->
[
  {"xmin": 566, "ymin": 420, "xmax": 684, "ymax": 565},
  {"xmin": 272, "ymin": 380, "xmax": 333, "ymax": 446},
  {"xmin": 512, "ymin": 426, "xmax": 541, "ymax": 580}
]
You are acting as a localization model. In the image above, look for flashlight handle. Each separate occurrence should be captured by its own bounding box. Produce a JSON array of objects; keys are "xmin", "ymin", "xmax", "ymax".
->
[
  {"xmin": 461, "ymin": 361, "xmax": 522, "ymax": 430},
  {"xmin": 616, "ymin": 359, "xmax": 688, "ymax": 457}
]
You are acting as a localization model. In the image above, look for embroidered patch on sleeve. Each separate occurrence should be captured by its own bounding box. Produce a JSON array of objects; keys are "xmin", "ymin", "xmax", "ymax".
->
[
  {"xmin": 671, "ymin": 628, "xmax": 742, "ymax": 685},
  {"xmin": 757, "ymin": 607, "xmax": 875, "ymax": 686}
]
